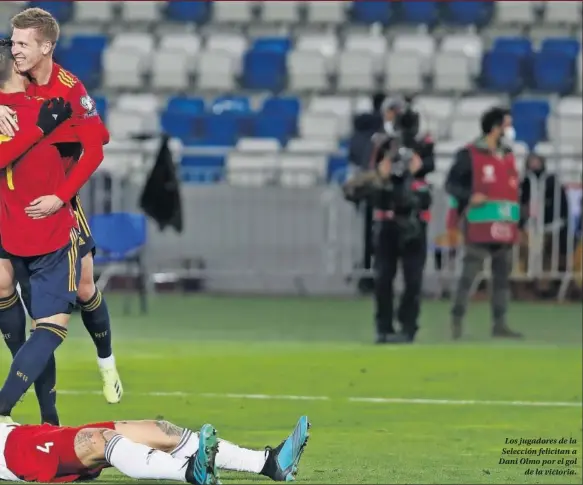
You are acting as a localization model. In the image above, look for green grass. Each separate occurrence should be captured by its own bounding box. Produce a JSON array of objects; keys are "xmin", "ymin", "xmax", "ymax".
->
[{"xmin": 2, "ymin": 295, "xmax": 582, "ymax": 484}]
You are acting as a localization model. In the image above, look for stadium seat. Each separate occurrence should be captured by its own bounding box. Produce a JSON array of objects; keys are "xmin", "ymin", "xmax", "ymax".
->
[
  {"xmin": 344, "ymin": 32, "xmax": 388, "ymax": 59},
  {"xmin": 107, "ymin": 108, "xmax": 159, "ymax": 138},
  {"xmin": 307, "ymin": 96, "xmax": 353, "ymax": 137},
  {"xmin": 206, "ymin": 33, "xmax": 248, "ymax": 60},
  {"xmin": 73, "ymin": 1, "xmax": 113, "ymax": 23},
  {"xmin": 166, "ymin": 1, "xmax": 210, "ymax": 23},
  {"xmin": 299, "ymin": 112, "xmax": 340, "ymax": 141},
  {"xmin": 445, "ymin": 1, "xmax": 493, "ymax": 26},
  {"xmin": 253, "ymin": 113, "xmax": 297, "ymax": 144},
  {"xmin": 252, "ymin": 37, "xmax": 292, "ymax": 54},
  {"xmin": 120, "ymin": 1, "xmax": 162, "ymax": 23},
  {"xmin": 242, "ymin": 50, "xmax": 287, "ymax": 91},
  {"xmin": 180, "ymin": 154, "xmax": 225, "ymax": 184},
  {"xmin": 151, "ymin": 50, "xmax": 191, "ymax": 90},
  {"xmin": 57, "ymin": 49, "xmax": 101, "ymax": 89},
  {"xmin": 392, "ymin": 33, "xmax": 436, "ymax": 72},
  {"xmin": 196, "ymin": 50, "xmax": 236, "ymax": 91},
  {"xmin": 286, "ymin": 138, "xmax": 337, "ymax": 154},
  {"xmin": 543, "ymin": 1, "xmax": 582, "ymax": 26},
  {"xmin": 441, "ymin": 34, "xmax": 483, "ymax": 75},
  {"xmin": 385, "ymin": 53, "xmax": 423, "ymax": 92},
  {"xmin": 327, "ymin": 155, "xmax": 349, "ymax": 184},
  {"xmin": 540, "ymin": 38, "xmax": 581, "ymax": 61},
  {"xmin": 532, "ymin": 52, "xmax": 575, "ymax": 94},
  {"xmin": 92, "ymin": 96, "xmax": 108, "ymax": 122},
  {"xmin": 352, "ymin": 1, "xmax": 393, "ymax": 25},
  {"xmin": 226, "ymin": 153, "xmax": 279, "ymax": 186},
  {"xmin": 414, "ymin": 96, "xmax": 455, "ymax": 139},
  {"xmin": 305, "ymin": 1, "xmax": 346, "ymax": 25},
  {"xmin": 236, "ymin": 138, "xmax": 281, "ymax": 153},
  {"xmin": 578, "ymin": 52, "xmax": 583, "ymax": 93},
  {"xmin": 158, "ymin": 33, "xmax": 201, "ymax": 58},
  {"xmin": 456, "ymin": 96, "xmax": 506, "ymax": 117},
  {"xmin": 481, "ymin": 51, "xmax": 524, "ymax": 93},
  {"xmin": 287, "ymin": 51, "xmax": 329, "ymax": 92},
  {"xmin": 495, "ymin": 1, "xmax": 535, "ymax": 26},
  {"xmin": 167, "ymin": 96, "xmax": 205, "ymax": 114},
  {"xmin": 548, "ymin": 115, "xmax": 583, "ymax": 146},
  {"xmin": 513, "ymin": 116, "xmax": 545, "ymax": 149},
  {"xmin": 492, "ymin": 37, "xmax": 533, "ymax": 61},
  {"xmin": 512, "ymin": 99, "xmax": 550, "ymax": 120},
  {"xmin": 213, "ymin": 0, "xmax": 254, "ymax": 23},
  {"xmin": 295, "ymin": 33, "xmax": 339, "ymax": 59},
  {"xmin": 203, "ymin": 114, "xmax": 245, "ymax": 146},
  {"xmin": 260, "ymin": 1, "xmax": 301, "ymax": 24},
  {"xmin": 557, "ymin": 96, "xmax": 583, "ymax": 118},
  {"xmin": 449, "ymin": 117, "xmax": 481, "ymax": 141},
  {"xmin": 110, "ymin": 33, "xmax": 155, "ymax": 57},
  {"xmin": 278, "ymin": 153, "xmax": 327, "ymax": 188},
  {"xmin": 116, "ymin": 94, "xmax": 160, "ymax": 114},
  {"xmin": 261, "ymin": 96, "xmax": 301, "ymax": 118},
  {"xmin": 102, "ymin": 49, "xmax": 145, "ymax": 90},
  {"xmin": 211, "ymin": 96, "xmax": 251, "ymax": 114},
  {"xmin": 400, "ymin": 1, "xmax": 439, "ymax": 25},
  {"xmin": 432, "ymin": 53, "xmax": 473, "ymax": 92},
  {"xmin": 337, "ymin": 51, "xmax": 375, "ymax": 92},
  {"xmin": 28, "ymin": 1, "xmax": 72, "ymax": 22}
]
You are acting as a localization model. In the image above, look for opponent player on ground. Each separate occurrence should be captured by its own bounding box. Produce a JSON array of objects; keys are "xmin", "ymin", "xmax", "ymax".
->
[
  {"xmin": 0, "ymin": 39, "xmax": 80, "ymax": 424},
  {"xmin": 0, "ymin": 416, "xmax": 310, "ymax": 483},
  {"xmin": 0, "ymin": 7, "xmax": 123, "ymax": 406}
]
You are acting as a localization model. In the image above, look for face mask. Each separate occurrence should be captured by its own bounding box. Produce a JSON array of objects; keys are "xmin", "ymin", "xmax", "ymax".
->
[
  {"xmin": 502, "ymin": 126, "xmax": 516, "ymax": 145},
  {"xmin": 384, "ymin": 121, "xmax": 394, "ymax": 135}
]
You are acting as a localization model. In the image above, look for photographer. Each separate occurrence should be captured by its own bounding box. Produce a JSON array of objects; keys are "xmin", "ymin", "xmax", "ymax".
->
[{"xmin": 344, "ymin": 123, "xmax": 432, "ymax": 344}]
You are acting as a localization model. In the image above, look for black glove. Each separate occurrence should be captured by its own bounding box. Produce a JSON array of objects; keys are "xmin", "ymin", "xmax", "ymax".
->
[{"xmin": 36, "ymin": 97, "xmax": 72, "ymax": 135}]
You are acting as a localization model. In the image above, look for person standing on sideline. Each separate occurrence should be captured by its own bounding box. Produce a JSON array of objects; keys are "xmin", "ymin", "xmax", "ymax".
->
[{"xmin": 445, "ymin": 107, "xmax": 523, "ymax": 340}]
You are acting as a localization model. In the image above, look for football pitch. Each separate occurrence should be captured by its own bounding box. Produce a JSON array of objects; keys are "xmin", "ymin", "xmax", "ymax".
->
[{"xmin": 3, "ymin": 294, "xmax": 582, "ymax": 484}]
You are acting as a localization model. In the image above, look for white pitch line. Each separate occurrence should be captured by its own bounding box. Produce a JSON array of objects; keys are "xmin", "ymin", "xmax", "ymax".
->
[{"xmin": 57, "ymin": 390, "xmax": 582, "ymax": 408}]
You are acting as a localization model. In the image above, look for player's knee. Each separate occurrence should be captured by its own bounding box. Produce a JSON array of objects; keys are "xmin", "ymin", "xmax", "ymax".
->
[
  {"xmin": 75, "ymin": 428, "xmax": 118, "ymax": 466},
  {"xmin": 77, "ymin": 255, "xmax": 96, "ymax": 302},
  {"xmin": 0, "ymin": 259, "xmax": 15, "ymax": 297}
]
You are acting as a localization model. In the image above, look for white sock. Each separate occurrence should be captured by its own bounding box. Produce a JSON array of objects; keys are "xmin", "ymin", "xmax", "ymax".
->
[
  {"xmin": 98, "ymin": 355, "xmax": 116, "ymax": 370},
  {"xmin": 106, "ymin": 434, "xmax": 188, "ymax": 482},
  {"xmin": 171, "ymin": 430, "xmax": 268, "ymax": 474}
]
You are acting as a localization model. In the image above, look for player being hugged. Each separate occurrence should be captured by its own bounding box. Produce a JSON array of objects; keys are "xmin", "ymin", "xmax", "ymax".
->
[
  {"xmin": 0, "ymin": 38, "xmax": 79, "ymax": 424},
  {"xmin": 0, "ymin": 416, "xmax": 310, "ymax": 484},
  {"xmin": 0, "ymin": 7, "xmax": 123, "ymax": 415}
]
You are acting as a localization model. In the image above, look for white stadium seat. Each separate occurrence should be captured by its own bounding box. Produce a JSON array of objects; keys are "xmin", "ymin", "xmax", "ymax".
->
[
  {"xmin": 236, "ymin": 138, "xmax": 281, "ymax": 153},
  {"xmin": 260, "ymin": 0, "xmax": 300, "ymax": 24},
  {"xmin": 578, "ymin": 52, "xmax": 583, "ymax": 94},
  {"xmin": 392, "ymin": 33, "xmax": 436, "ymax": 74},
  {"xmin": 158, "ymin": 33, "xmax": 201, "ymax": 59},
  {"xmin": 206, "ymin": 33, "xmax": 248, "ymax": 59},
  {"xmin": 299, "ymin": 112, "xmax": 340, "ymax": 140},
  {"xmin": 337, "ymin": 51, "xmax": 375, "ymax": 92},
  {"xmin": 557, "ymin": 96, "xmax": 583, "ymax": 117},
  {"xmin": 414, "ymin": 96, "xmax": 455, "ymax": 139},
  {"xmin": 116, "ymin": 93, "xmax": 160, "ymax": 114},
  {"xmin": 305, "ymin": 1, "xmax": 346, "ymax": 25},
  {"xmin": 449, "ymin": 117, "xmax": 481, "ymax": 141},
  {"xmin": 307, "ymin": 96, "xmax": 353, "ymax": 137},
  {"xmin": 495, "ymin": 1, "xmax": 535, "ymax": 26},
  {"xmin": 107, "ymin": 109, "xmax": 159, "ymax": 139},
  {"xmin": 286, "ymin": 138, "xmax": 337, "ymax": 154},
  {"xmin": 102, "ymin": 48, "xmax": 145, "ymax": 90},
  {"xmin": 344, "ymin": 33, "xmax": 388, "ymax": 68},
  {"xmin": 295, "ymin": 33, "xmax": 339, "ymax": 58},
  {"xmin": 385, "ymin": 53, "xmax": 423, "ymax": 92},
  {"xmin": 432, "ymin": 53, "xmax": 473, "ymax": 92},
  {"xmin": 196, "ymin": 50, "xmax": 236, "ymax": 91},
  {"xmin": 226, "ymin": 153, "xmax": 279, "ymax": 187},
  {"xmin": 456, "ymin": 96, "xmax": 506, "ymax": 117},
  {"xmin": 74, "ymin": 1, "xmax": 114, "ymax": 23},
  {"xmin": 543, "ymin": 1, "xmax": 582, "ymax": 26},
  {"xmin": 120, "ymin": 1, "xmax": 162, "ymax": 23},
  {"xmin": 110, "ymin": 33, "xmax": 155, "ymax": 57},
  {"xmin": 287, "ymin": 51, "xmax": 330, "ymax": 92},
  {"xmin": 213, "ymin": 0, "xmax": 254, "ymax": 23},
  {"xmin": 278, "ymin": 154, "xmax": 327, "ymax": 188},
  {"xmin": 547, "ymin": 116, "xmax": 583, "ymax": 146},
  {"xmin": 440, "ymin": 33, "xmax": 484, "ymax": 76},
  {"xmin": 151, "ymin": 50, "xmax": 192, "ymax": 90}
]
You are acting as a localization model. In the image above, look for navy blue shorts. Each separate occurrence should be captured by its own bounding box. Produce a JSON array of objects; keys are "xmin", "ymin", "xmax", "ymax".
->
[
  {"xmin": 10, "ymin": 230, "xmax": 81, "ymax": 320},
  {"xmin": 71, "ymin": 195, "xmax": 96, "ymax": 259}
]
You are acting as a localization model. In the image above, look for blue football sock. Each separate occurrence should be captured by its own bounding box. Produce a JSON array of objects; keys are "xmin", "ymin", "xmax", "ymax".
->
[
  {"xmin": 0, "ymin": 292, "xmax": 26, "ymax": 357},
  {"xmin": 79, "ymin": 289, "xmax": 112, "ymax": 359},
  {"xmin": 0, "ymin": 322, "xmax": 66, "ymax": 417},
  {"xmin": 30, "ymin": 329, "xmax": 59, "ymax": 425}
]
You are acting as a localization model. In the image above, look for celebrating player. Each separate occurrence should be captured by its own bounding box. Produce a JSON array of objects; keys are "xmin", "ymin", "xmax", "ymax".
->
[
  {"xmin": 0, "ymin": 38, "xmax": 81, "ymax": 424},
  {"xmin": 0, "ymin": 416, "xmax": 310, "ymax": 484},
  {"xmin": 0, "ymin": 7, "xmax": 123, "ymax": 408}
]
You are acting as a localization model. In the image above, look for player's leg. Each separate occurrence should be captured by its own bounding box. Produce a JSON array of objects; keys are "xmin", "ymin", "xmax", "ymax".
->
[
  {"xmin": 0, "ymin": 235, "xmax": 80, "ymax": 419},
  {"xmin": 75, "ymin": 424, "xmax": 219, "ymax": 484},
  {"xmin": 0, "ymin": 256, "xmax": 26, "ymax": 357},
  {"xmin": 74, "ymin": 200, "xmax": 123, "ymax": 404},
  {"xmin": 114, "ymin": 416, "xmax": 311, "ymax": 482}
]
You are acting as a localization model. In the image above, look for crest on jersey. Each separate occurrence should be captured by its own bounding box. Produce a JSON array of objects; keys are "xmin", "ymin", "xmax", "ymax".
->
[{"xmin": 80, "ymin": 95, "xmax": 97, "ymax": 116}]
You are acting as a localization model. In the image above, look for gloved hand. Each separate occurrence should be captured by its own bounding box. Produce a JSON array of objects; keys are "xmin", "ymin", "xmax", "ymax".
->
[{"xmin": 36, "ymin": 97, "xmax": 72, "ymax": 135}]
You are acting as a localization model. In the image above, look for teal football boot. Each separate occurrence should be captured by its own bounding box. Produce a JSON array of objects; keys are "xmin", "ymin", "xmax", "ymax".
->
[{"xmin": 185, "ymin": 424, "xmax": 220, "ymax": 485}]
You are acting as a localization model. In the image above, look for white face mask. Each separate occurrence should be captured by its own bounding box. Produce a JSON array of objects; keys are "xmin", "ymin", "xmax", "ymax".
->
[
  {"xmin": 384, "ymin": 121, "xmax": 394, "ymax": 135},
  {"xmin": 503, "ymin": 126, "xmax": 516, "ymax": 145}
]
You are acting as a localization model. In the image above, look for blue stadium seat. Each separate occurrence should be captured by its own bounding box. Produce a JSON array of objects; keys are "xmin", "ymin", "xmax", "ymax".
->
[
  {"xmin": 28, "ymin": 2, "xmax": 73, "ymax": 22},
  {"xmin": 165, "ymin": 1, "xmax": 210, "ymax": 22},
  {"xmin": 242, "ymin": 50, "xmax": 287, "ymax": 91},
  {"xmin": 492, "ymin": 37, "xmax": 533, "ymax": 61},
  {"xmin": 401, "ymin": 1, "xmax": 438, "ymax": 25},
  {"xmin": 532, "ymin": 52, "xmax": 575, "ymax": 94},
  {"xmin": 166, "ymin": 96, "xmax": 205, "ymax": 114},
  {"xmin": 160, "ymin": 112, "xmax": 199, "ymax": 140},
  {"xmin": 513, "ymin": 116, "xmax": 546, "ymax": 149},
  {"xmin": 445, "ymin": 1, "xmax": 493, "ymax": 26},
  {"xmin": 253, "ymin": 114, "xmax": 297, "ymax": 144},
  {"xmin": 69, "ymin": 34, "xmax": 108, "ymax": 54},
  {"xmin": 327, "ymin": 156, "xmax": 349, "ymax": 184},
  {"xmin": 58, "ymin": 50, "xmax": 101, "ymax": 89},
  {"xmin": 91, "ymin": 212, "xmax": 147, "ymax": 262},
  {"xmin": 203, "ymin": 115, "xmax": 242, "ymax": 146},
  {"xmin": 511, "ymin": 99, "xmax": 550, "ymax": 120},
  {"xmin": 252, "ymin": 37, "xmax": 292, "ymax": 54},
  {"xmin": 92, "ymin": 95, "xmax": 108, "ymax": 122},
  {"xmin": 211, "ymin": 96, "xmax": 251, "ymax": 114},
  {"xmin": 540, "ymin": 38, "xmax": 580, "ymax": 60},
  {"xmin": 481, "ymin": 51, "xmax": 524, "ymax": 93},
  {"xmin": 180, "ymin": 155, "xmax": 225, "ymax": 184},
  {"xmin": 261, "ymin": 96, "xmax": 301, "ymax": 118},
  {"xmin": 352, "ymin": 1, "xmax": 393, "ymax": 25}
]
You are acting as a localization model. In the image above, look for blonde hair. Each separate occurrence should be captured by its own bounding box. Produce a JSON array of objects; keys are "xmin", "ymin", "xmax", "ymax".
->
[{"xmin": 11, "ymin": 8, "xmax": 60, "ymax": 44}]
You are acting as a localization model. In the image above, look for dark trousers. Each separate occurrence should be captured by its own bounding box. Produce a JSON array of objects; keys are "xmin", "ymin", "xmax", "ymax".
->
[{"xmin": 374, "ymin": 221, "xmax": 427, "ymax": 336}]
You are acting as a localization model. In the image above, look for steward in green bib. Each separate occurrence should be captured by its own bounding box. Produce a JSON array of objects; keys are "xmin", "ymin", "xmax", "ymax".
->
[{"xmin": 446, "ymin": 107, "xmax": 523, "ymax": 340}]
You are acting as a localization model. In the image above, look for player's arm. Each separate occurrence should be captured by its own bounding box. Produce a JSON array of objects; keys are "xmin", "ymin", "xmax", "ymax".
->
[{"xmin": 53, "ymin": 82, "xmax": 110, "ymax": 204}]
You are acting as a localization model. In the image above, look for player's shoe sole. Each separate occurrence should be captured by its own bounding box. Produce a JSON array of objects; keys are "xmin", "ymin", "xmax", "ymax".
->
[
  {"xmin": 186, "ymin": 424, "xmax": 220, "ymax": 485},
  {"xmin": 264, "ymin": 416, "xmax": 311, "ymax": 482},
  {"xmin": 100, "ymin": 367, "xmax": 123, "ymax": 404}
]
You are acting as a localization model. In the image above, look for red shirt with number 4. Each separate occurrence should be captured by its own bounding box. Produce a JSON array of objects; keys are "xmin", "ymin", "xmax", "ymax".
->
[{"xmin": 0, "ymin": 92, "xmax": 77, "ymax": 257}]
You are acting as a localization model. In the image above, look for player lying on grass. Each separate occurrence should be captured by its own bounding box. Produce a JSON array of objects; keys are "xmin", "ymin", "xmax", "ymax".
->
[{"xmin": 0, "ymin": 416, "xmax": 311, "ymax": 484}]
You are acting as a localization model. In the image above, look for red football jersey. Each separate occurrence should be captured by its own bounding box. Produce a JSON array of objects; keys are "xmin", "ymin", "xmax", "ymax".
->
[
  {"xmin": 0, "ymin": 92, "xmax": 77, "ymax": 257},
  {"xmin": 26, "ymin": 63, "xmax": 110, "ymax": 203}
]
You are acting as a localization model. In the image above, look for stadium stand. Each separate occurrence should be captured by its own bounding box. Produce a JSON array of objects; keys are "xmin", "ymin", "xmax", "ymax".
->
[{"xmin": 4, "ymin": 0, "xmax": 580, "ymax": 188}]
